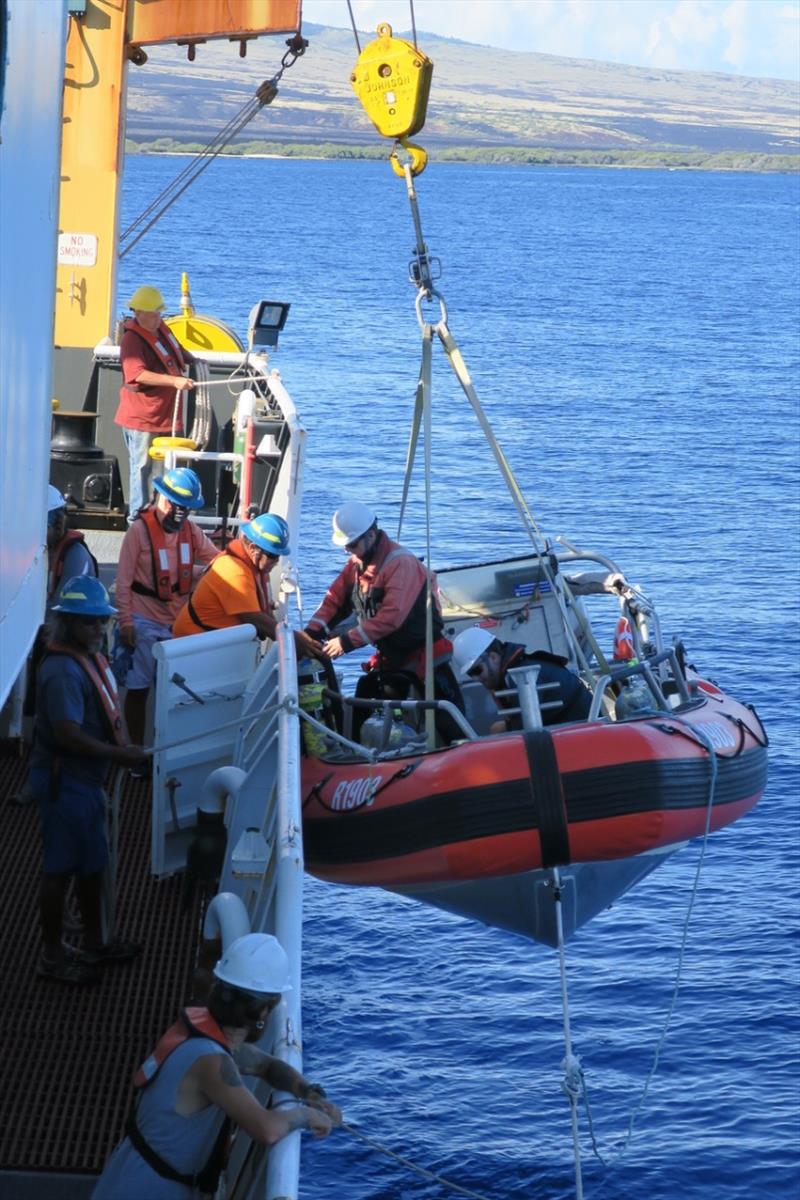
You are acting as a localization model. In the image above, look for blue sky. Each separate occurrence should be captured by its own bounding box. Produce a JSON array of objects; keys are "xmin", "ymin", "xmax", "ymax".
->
[{"xmin": 304, "ymin": 0, "xmax": 800, "ymax": 80}]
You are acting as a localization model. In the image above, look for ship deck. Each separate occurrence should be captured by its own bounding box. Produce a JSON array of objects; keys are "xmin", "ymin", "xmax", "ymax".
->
[
  {"xmin": 0, "ymin": 527, "xmax": 203, "ymax": 1196},
  {"xmin": 0, "ymin": 748, "xmax": 202, "ymax": 1195}
]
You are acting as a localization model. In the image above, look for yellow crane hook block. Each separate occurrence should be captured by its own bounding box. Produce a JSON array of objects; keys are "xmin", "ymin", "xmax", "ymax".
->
[{"xmin": 350, "ymin": 23, "xmax": 433, "ymax": 141}]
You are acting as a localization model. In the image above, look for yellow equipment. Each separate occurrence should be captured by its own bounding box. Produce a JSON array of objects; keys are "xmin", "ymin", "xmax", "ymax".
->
[
  {"xmin": 164, "ymin": 272, "xmax": 243, "ymax": 354},
  {"xmin": 350, "ymin": 23, "xmax": 433, "ymax": 142}
]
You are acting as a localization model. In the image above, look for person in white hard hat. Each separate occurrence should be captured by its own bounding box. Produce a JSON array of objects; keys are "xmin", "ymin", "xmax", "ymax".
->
[
  {"xmin": 452, "ymin": 627, "xmax": 592, "ymax": 733},
  {"xmin": 46, "ymin": 485, "xmax": 98, "ymax": 606},
  {"xmin": 93, "ymin": 933, "xmax": 341, "ymax": 1199},
  {"xmin": 115, "ymin": 285, "xmax": 196, "ymax": 525},
  {"xmin": 304, "ymin": 500, "xmax": 464, "ymax": 742}
]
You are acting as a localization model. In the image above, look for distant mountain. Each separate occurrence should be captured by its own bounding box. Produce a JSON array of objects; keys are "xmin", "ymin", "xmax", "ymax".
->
[{"xmin": 125, "ymin": 23, "xmax": 798, "ymax": 157}]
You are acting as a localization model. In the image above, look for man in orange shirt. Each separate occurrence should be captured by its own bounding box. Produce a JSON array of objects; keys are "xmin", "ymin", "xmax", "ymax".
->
[
  {"xmin": 115, "ymin": 467, "xmax": 218, "ymax": 758},
  {"xmin": 173, "ymin": 513, "xmax": 320, "ymax": 662}
]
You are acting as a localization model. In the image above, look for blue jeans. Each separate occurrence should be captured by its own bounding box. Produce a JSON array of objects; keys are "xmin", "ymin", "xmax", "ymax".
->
[{"xmin": 122, "ymin": 427, "xmax": 158, "ymax": 523}]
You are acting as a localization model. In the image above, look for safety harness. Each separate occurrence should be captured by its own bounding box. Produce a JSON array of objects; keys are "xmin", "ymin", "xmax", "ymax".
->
[
  {"xmin": 127, "ymin": 1007, "xmax": 233, "ymax": 1192},
  {"xmin": 122, "ymin": 318, "xmax": 188, "ymax": 380},
  {"xmin": 183, "ymin": 541, "xmax": 269, "ymax": 634},
  {"xmin": 44, "ymin": 644, "xmax": 125, "ymax": 746},
  {"xmin": 47, "ymin": 531, "xmax": 99, "ymax": 601},
  {"xmin": 133, "ymin": 507, "xmax": 194, "ymax": 602}
]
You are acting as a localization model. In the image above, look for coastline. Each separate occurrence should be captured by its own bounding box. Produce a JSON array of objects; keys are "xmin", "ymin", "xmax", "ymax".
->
[{"xmin": 124, "ymin": 140, "xmax": 799, "ymax": 174}]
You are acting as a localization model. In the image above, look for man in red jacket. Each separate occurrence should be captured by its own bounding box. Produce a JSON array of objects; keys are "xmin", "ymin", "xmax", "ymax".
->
[
  {"xmin": 115, "ymin": 284, "xmax": 195, "ymax": 524},
  {"xmin": 304, "ymin": 500, "xmax": 464, "ymax": 742}
]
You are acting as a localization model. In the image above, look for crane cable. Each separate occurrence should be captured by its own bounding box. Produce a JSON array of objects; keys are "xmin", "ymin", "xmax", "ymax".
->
[
  {"xmin": 393, "ymin": 150, "xmax": 610, "ymax": 684},
  {"xmin": 119, "ymin": 33, "xmax": 308, "ymax": 260}
]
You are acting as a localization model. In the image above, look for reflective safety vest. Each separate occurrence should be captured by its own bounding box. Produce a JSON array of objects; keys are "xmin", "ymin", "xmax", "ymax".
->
[
  {"xmin": 127, "ymin": 1008, "xmax": 233, "ymax": 1193},
  {"xmin": 134, "ymin": 507, "xmax": 193, "ymax": 602},
  {"xmin": 123, "ymin": 318, "xmax": 188, "ymax": 380},
  {"xmin": 47, "ymin": 530, "xmax": 98, "ymax": 601},
  {"xmin": 45, "ymin": 643, "xmax": 126, "ymax": 745},
  {"xmin": 133, "ymin": 1007, "xmax": 230, "ymax": 1089}
]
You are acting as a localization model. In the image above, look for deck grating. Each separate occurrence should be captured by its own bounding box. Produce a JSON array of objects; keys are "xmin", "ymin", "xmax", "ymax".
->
[{"xmin": 0, "ymin": 744, "xmax": 201, "ymax": 1177}]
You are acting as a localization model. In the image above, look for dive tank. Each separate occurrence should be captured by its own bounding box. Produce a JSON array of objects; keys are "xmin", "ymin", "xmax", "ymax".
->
[
  {"xmin": 360, "ymin": 709, "xmax": 420, "ymax": 753},
  {"xmin": 614, "ymin": 668, "xmax": 653, "ymax": 718}
]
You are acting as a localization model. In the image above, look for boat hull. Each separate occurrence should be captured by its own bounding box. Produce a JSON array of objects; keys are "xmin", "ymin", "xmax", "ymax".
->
[{"xmin": 302, "ymin": 683, "xmax": 767, "ymax": 942}]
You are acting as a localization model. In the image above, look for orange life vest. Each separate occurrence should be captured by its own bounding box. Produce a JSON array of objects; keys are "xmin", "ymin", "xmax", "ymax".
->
[
  {"xmin": 45, "ymin": 643, "xmax": 126, "ymax": 745},
  {"xmin": 47, "ymin": 530, "xmax": 98, "ymax": 601},
  {"xmin": 123, "ymin": 317, "xmax": 188, "ymax": 379},
  {"xmin": 133, "ymin": 1007, "xmax": 230, "ymax": 1089},
  {"xmin": 135, "ymin": 507, "xmax": 194, "ymax": 602}
]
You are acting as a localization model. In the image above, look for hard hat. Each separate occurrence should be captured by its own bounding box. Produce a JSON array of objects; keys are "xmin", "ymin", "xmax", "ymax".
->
[
  {"xmin": 213, "ymin": 933, "xmax": 292, "ymax": 996},
  {"xmin": 452, "ymin": 626, "xmax": 496, "ymax": 679},
  {"xmin": 153, "ymin": 467, "xmax": 204, "ymax": 510},
  {"xmin": 129, "ymin": 285, "xmax": 165, "ymax": 312},
  {"xmin": 51, "ymin": 575, "xmax": 117, "ymax": 618},
  {"xmin": 47, "ymin": 485, "xmax": 67, "ymax": 513},
  {"xmin": 331, "ymin": 500, "xmax": 376, "ymax": 547},
  {"xmin": 241, "ymin": 512, "xmax": 290, "ymax": 556}
]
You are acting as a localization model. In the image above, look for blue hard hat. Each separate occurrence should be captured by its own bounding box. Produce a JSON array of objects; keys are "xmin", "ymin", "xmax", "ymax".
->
[
  {"xmin": 52, "ymin": 575, "xmax": 117, "ymax": 617},
  {"xmin": 241, "ymin": 512, "xmax": 290, "ymax": 556},
  {"xmin": 153, "ymin": 467, "xmax": 204, "ymax": 510}
]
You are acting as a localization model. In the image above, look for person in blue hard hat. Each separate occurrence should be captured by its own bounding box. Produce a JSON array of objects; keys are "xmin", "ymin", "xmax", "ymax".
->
[
  {"xmin": 115, "ymin": 285, "xmax": 196, "ymax": 524},
  {"xmin": 25, "ymin": 576, "xmax": 147, "ymax": 986},
  {"xmin": 114, "ymin": 467, "xmax": 219, "ymax": 757},
  {"xmin": 172, "ymin": 512, "xmax": 320, "ymax": 660}
]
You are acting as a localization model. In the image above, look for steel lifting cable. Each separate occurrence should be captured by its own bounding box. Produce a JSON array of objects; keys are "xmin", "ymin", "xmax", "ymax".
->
[
  {"xmin": 393, "ymin": 152, "xmax": 609, "ymax": 686},
  {"xmin": 119, "ymin": 35, "xmax": 308, "ymax": 260}
]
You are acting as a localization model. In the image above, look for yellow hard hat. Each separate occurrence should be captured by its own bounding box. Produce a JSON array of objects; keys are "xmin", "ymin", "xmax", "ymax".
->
[{"xmin": 129, "ymin": 285, "xmax": 165, "ymax": 312}]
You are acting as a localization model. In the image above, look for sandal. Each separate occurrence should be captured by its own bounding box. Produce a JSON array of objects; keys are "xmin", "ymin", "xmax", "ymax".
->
[
  {"xmin": 77, "ymin": 939, "xmax": 142, "ymax": 966},
  {"xmin": 37, "ymin": 955, "xmax": 101, "ymax": 986}
]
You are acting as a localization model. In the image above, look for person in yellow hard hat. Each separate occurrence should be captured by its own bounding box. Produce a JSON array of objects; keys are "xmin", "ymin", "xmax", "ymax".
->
[{"xmin": 115, "ymin": 285, "xmax": 196, "ymax": 525}]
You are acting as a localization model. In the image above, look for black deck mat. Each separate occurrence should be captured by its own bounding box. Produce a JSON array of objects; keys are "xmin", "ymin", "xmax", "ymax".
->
[{"xmin": 0, "ymin": 744, "xmax": 201, "ymax": 1176}]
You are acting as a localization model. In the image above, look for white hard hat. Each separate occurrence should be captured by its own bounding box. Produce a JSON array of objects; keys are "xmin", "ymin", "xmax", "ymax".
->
[
  {"xmin": 331, "ymin": 500, "xmax": 376, "ymax": 547},
  {"xmin": 48, "ymin": 485, "xmax": 67, "ymax": 513},
  {"xmin": 452, "ymin": 626, "xmax": 496, "ymax": 679},
  {"xmin": 213, "ymin": 933, "xmax": 292, "ymax": 996}
]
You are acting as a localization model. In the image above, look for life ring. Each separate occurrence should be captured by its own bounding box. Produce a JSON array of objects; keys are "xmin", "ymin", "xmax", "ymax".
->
[{"xmin": 148, "ymin": 436, "xmax": 197, "ymax": 462}]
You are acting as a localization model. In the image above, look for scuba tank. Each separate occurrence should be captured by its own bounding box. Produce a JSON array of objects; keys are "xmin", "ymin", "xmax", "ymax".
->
[{"xmin": 360, "ymin": 708, "xmax": 421, "ymax": 753}]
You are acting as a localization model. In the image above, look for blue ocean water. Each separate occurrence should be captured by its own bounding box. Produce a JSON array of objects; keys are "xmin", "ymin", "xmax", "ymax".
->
[{"xmin": 119, "ymin": 158, "xmax": 800, "ymax": 1200}]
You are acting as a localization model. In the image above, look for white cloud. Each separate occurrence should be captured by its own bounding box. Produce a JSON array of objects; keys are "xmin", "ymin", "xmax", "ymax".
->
[{"xmin": 302, "ymin": 0, "xmax": 800, "ymax": 79}]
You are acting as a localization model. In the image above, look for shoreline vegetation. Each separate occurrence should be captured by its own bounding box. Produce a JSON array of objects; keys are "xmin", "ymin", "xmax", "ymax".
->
[{"xmin": 125, "ymin": 138, "xmax": 798, "ymax": 173}]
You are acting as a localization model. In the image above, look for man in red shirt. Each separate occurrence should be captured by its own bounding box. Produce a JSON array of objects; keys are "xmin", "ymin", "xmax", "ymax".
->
[{"xmin": 115, "ymin": 285, "xmax": 195, "ymax": 524}]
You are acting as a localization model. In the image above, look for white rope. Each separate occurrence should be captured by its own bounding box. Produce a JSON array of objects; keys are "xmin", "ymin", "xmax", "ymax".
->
[
  {"xmin": 580, "ymin": 719, "xmax": 720, "ymax": 1189},
  {"xmin": 552, "ymin": 866, "xmax": 585, "ymax": 1200},
  {"xmin": 341, "ymin": 1121, "xmax": 492, "ymax": 1200}
]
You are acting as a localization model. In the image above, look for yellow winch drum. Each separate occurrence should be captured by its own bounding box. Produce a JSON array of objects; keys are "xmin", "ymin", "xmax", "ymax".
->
[{"xmin": 350, "ymin": 23, "xmax": 433, "ymax": 141}]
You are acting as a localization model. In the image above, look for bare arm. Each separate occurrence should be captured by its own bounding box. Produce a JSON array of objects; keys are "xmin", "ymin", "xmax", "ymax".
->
[
  {"xmin": 192, "ymin": 1054, "xmax": 332, "ymax": 1144},
  {"xmin": 132, "ymin": 368, "xmax": 194, "ymax": 391},
  {"xmin": 235, "ymin": 611, "xmax": 278, "ymax": 640},
  {"xmin": 234, "ymin": 1045, "xmax": 342, "ymax": 1124}
]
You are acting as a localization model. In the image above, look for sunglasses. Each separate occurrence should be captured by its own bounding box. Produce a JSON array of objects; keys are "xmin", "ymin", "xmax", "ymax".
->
[{"xmin": 75, "ymin": 615, "xmax": 107, "ymax": 627}]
